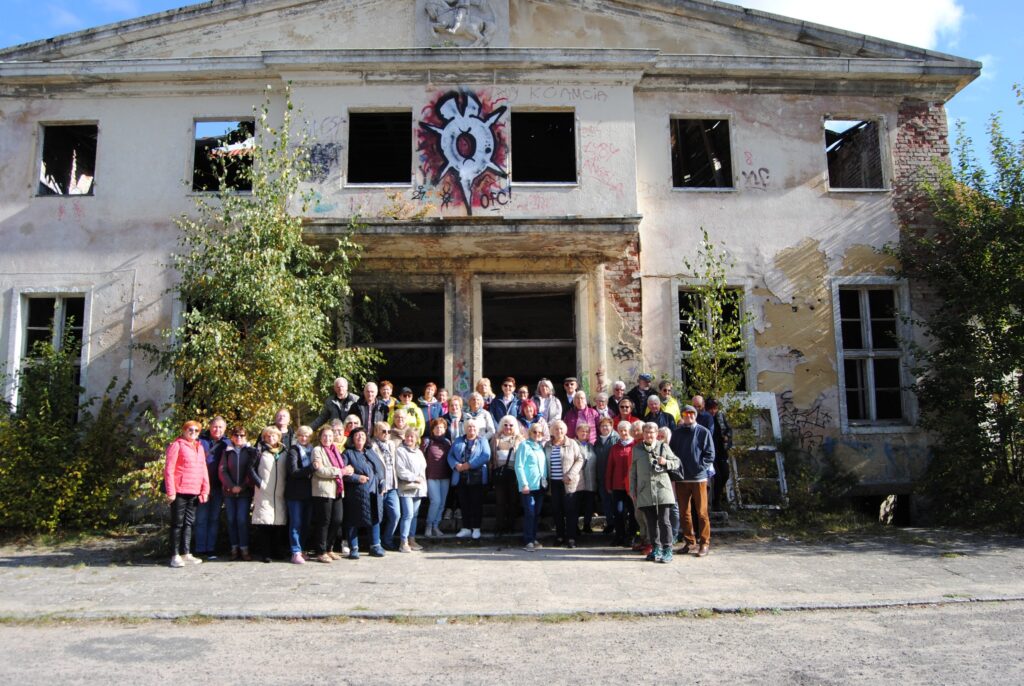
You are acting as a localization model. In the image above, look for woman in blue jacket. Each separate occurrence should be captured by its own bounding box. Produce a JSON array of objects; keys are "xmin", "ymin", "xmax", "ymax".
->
[
  {"xmin": 514, "ymin": 423, "xmax": 548, "ymax": 551},
  {"xmin": 447, "ymin": 418, "xmax": 490, "ymax": 540},
  {"xmin": 342, "ymin": 427, "xmax": 387, "ymax": 559}
]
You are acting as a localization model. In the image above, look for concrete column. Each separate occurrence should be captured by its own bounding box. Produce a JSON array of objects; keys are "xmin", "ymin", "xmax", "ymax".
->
[{"xmin": 450, "ymin": 273, "xmax": 475, "ymax": 398}]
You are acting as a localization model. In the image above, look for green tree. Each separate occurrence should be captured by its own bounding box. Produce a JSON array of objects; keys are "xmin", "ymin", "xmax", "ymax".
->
[
  {"xmin": 144, "ymin": 87, "xmax": 379, "ymax": 426},
  {"xmin": 894, "ymin": 88, "xmax": 1024, "ymax": 528},
  {"xmin": 681, "ymin": 228, "xmax": 751, "ymax": 399}
]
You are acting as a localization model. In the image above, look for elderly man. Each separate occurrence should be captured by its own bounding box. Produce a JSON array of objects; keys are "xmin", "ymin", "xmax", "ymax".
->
[
  {"xmin": 195, "ymin": 415, "xmax": 230, "ymax": 559},
  {"xmin": 354, "ymin": 381, "xmax": 389, "ymax": 429},
  {"xmin": 691, "ymin": 395, "xmax": 716, "ymax": 435},
  {"xmin": 668, "ymin": 405, "xmax": 715, "ymax": 557},
  {"xmin": 607, "ymin": 380, "xmax": 627, "ymax": 416},
  {"xmin": 627, "ymin": 373, "xmax": 655, "ymax": 414},
  {"xmin": 311, "ymin": 377, "xmax": 359, "ymax": 431},
  {"xmin": 561, "ymin": 376, "xmax": 579, "ymax": 408},
  {"xmin": 645, "ymin": 395, "xmax": 677, "ymax": 430}
]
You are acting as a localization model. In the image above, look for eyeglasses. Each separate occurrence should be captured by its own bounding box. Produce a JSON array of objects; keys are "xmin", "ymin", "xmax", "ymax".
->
[{"xmin": 186, "ymin": 428, "xmax": 199, "ymax": 434}]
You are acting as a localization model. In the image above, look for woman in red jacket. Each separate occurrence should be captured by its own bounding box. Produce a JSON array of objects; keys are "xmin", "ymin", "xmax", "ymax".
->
[
  {"xmin": 604, "ymin": 420, "xmax": 637, "ymax": 547},
  {"xmin": 165, "ymin": 420, "xmax": 211, "ymax": 568}
]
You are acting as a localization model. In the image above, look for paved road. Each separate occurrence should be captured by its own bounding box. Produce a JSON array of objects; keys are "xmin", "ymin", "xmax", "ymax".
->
[{"xmin": 1, "ymin": 602, "xmax": 1021, "ymax": 684}]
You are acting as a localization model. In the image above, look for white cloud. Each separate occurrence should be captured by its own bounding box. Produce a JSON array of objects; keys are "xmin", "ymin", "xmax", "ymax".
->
[
  {"xmin": 48, "ymin": 4, "xmax": 85, "ymax": 30},
  {"xmin": 737, "ymin": 0, "xmax": 964, "ymax": 50}
]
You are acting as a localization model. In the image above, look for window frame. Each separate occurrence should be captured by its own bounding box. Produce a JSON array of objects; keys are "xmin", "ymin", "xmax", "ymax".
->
[
  {"xmin": 672, "ymin": 278, "xmax": 755, "ymax": 392},
  {"xmin": 36, "ymin": 121, "xmax": 99, "ymax": 198},
  {"xmin": 5, "ymin": 288, "xmax": 92, "ymax": 407},
  {"xmin": 509, "ymin": 108, "xmax": 579, "ymax": 187},
  {"xmin": 831, "ymin": 276, "xmax": 915, "ymax": 433},
  {"xmin": 823, "ymin": 114, "xmax": 891, "ymax": 193},
  {"xmin": 344, "ymin": 108, "xmax": 414, "ymax": 187},
  {"xmin": 668, "ymin": 115, "xmax": 736, "ymax": 192},
  {"xmin": 189, "ymin": 117, "xmax": 256, "ymax": 194}
]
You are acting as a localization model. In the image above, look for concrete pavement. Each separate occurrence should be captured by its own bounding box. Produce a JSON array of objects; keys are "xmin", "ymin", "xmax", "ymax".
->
[{"xmin": 1, "ymin": 529, "xmax": 1022, "ymax": 620}]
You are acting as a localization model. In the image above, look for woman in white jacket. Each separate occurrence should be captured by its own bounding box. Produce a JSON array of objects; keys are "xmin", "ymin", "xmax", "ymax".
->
[
  {"xmin": 395, "ymin": 426, "xmax": 428, "ymax": 552},
  {"xmin": 251, "ymin": 426, "xmax": 288, "ymax": 562}
]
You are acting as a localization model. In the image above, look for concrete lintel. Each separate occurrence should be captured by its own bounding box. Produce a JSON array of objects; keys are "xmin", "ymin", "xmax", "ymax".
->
[{"xmin": 264, "ymin": 48, "xmax": 661, "ymax": 71}]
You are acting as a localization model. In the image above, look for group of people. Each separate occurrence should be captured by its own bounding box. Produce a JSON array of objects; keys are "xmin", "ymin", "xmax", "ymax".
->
[{"xmin": 163, "ymin": 373, "xmax": 733, "ymax": 567}]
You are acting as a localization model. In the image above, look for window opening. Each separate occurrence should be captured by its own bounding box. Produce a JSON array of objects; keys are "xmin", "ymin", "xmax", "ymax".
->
[
  {"xmin": 482, "ymin": 290, "xmax": 576, "ymax": 384},
  {"xmin": 671, "ymin": 119, "xmax": 732, "ymax": 188},
  {"xmin": 192, "ymin": 119, "xmax": 255, "ymax": 192},
  {"xmin": 826, "ymin": 119, "xmax": 884, "ymax": 189},
  {"xmin": 39, "ymin": 124, "xmax": 97, "ymax": 196},
  {"xmin": 511, "ymin": 112, "xmax": 576, "ymax": 183},
  {"xmin": 347, "ymin": 112, "xmax": 413, "ymax": 184},
  {"xmin": 678, "ymin": 288, "xmax": 746, "ymax": 392},
  {"xmin": 838, "ymin": 286, "xmax": 904, "ymax": 423},
  {"xmin": 22, "ymin": 295, "xmax": 85, "ymax": 387}
]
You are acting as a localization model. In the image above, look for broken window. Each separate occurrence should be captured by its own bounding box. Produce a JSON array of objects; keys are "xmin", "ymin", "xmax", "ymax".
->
[
  {"xmin": 22, "ymin": 295, "xmax": 86, "ymax": 391},
  {"xmin": 192, "ymin": 119, "xmax": 255, "ymax": 192},
  {"xmin": 679, "ymin": 288, "xmax": 747, "ymax": 392},
  {"xmin": 671, "ymin": 119, "xmax": 732, "ymax": 189},
  {"xmin": 38, "ymin": 124, "xmax": 97, "ymax": 196},
  {"xmin": 838, "ymin": 286, "xmax": 904, "ymax": 423},
  {"xmin": 511, "ymin": 111, "xmax": 576, "ymax": 183},
  {"xmin": 826, "ymin": 119, "xmax": 885, "ymax": 189},
  {"xmin": 347, "ymin": 112, "xmax": 413, "ymax": 184},
  {"xmin": 482, "ymin": 290, "xmax": 577, "ymax": 383},
  {"xmin": 352, "ymin": 290, "xmax": 444, "ymax": 391}
]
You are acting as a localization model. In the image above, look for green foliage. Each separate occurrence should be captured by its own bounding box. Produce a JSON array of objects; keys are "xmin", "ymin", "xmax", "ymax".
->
[
  {"xmin": 681, "ymin": 228, "xmax": 752, "ymax": 399},
  {"xmin": 142, "ymin": 85, "xmax": 380, "ymax": 426},
  {"xmin": 893, "ymin": 87, "xmax": 1024, "ymax": 530},
  {"xmin": 0, "ymin": 338, "xmax": 148, "ymax": 534}
]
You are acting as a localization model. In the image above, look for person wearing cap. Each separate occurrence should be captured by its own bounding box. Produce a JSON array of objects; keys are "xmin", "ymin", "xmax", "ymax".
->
[
  {"xmin": 311, "ymin": 377, "xmax": 360, "ymax": 431},
  {"xmin": 645, "ymin": 395, "xmax": 677, "ymax": 431},
  {"xmin": 627, "ymin": 374, "xmax": 655, "ymax": 415},
  {"xmin": 668, "ymin": 404, "xmax": 716, "ymax": 557},
  {"xmin": 657, "ymin": 380, "xmax": 681, "ymax": 423},
  {"xmin": 389, "ymin": 386, "xmax": 426, "ymax": 437},
  {"xmin": 561, "ymin": 376, "xmax": 579, "ymax": 409}
]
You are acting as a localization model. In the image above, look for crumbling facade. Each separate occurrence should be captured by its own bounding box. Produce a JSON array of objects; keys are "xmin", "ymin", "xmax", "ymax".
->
[{"xmin": 0, "ymin": 0, "xmax": 979, "ymax": 494}]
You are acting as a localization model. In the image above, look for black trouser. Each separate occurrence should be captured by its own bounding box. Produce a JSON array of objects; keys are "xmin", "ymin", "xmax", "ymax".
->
[
  {"xmin": 459, "ymin": 483, "xmax": 485, "ymax": 529},
  {"xmin": 549, "ymin": 480, "xmax": 578, "ymax": 541},
  {"xmin": 492, "ymin": 471, "xmax": 520, "ymax": 535},
  {"xmin": 576, "ymin": 490, "xmax": 596, "ymax": 531},
  {"xmin": 311, "ymin": 496, "xmax": 345, "ymax": 555},
  {"xmin": 253, "ymin": 524, "xmax": 288, "ymax": 560},
  {"xmin": 611, "ymin": 490, "xmax": 636, "ymax": 544},
  {"xmin": 712, "ymin": 457, "xmax": 730, "ymax": 510},
  {"xmin": 170, "ymin": 494, "xmax": 199, "ymax": 556},
  {"xmin": 641, "ymin": 504, "xmax": 673, "ymax": 548}
]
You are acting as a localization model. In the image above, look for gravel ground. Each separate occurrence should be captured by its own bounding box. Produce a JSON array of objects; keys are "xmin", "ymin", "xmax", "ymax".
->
[{"xmin": 1, "ymin": 601, "xmax": 1022, "ymax": 684}]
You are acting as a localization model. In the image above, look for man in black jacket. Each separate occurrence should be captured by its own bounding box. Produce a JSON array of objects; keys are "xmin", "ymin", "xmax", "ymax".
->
[
  {"xmin": 311, "ymin": 377, "xmax": 359, "ymax": 431},
  {"xmin": 354, "ymin": 381, "xmax": 389, "ymax": 429},
  {"xmin": 627, "ymin": 373, "xmax": 655, "ymax": 414},
  {"xmin": 668, "ymin": 405, "xmax": 715, "ymax": 557}
]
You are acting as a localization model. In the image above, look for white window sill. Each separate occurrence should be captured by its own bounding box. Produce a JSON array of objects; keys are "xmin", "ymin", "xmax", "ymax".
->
[{"xmin": 843, "ymin": 423, "xmax": 918, "ymax": 436}]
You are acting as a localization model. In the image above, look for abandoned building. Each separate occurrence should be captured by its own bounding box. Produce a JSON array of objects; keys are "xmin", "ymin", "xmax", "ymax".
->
[{"xmin": 0, "ymin": 0, "xmax": 979, "ymax": 501}]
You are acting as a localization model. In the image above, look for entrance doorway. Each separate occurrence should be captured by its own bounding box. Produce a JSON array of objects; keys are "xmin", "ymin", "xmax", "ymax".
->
[
  {"xmin": 482, "ymin": 290, "xmax": 576, "ymax": 391},
  {"xmin": 353, "ymin": 291, "xmax": 445, "ymax": 392}
]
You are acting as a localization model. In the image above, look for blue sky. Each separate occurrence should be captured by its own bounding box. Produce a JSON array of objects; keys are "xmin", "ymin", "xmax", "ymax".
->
[{"xmin": 2, "ymin": 0, "xmax": 1019, "ymax": 168}]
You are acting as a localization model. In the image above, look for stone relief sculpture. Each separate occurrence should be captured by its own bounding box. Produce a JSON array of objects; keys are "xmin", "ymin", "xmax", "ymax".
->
[{"xmin": 424, "ymin": 0, "xmax": 496, "ymax": 47}]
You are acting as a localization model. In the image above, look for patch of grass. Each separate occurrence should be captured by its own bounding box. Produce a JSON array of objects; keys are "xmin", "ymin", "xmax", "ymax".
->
[
  {"xmin": 737, "ymin": 510, "xmax": 883, "ymax": 542},
  {"xmin": 940, "ymin": 551, "xmax": 965, "ymax": 559},
  {"xmin": 692, "ymin": 608, "xmax": 715, "ymax": 619},
  {"xmin": 943, "ymin": 593, "xmax": 970, "ymax": 599},
  {"xmin": 171, "ymin": 614, "xmax": 215, "ymax": 625},
  {"xmin": 738, "ymin": 607, "xmax": 757, "ymax": 617}
]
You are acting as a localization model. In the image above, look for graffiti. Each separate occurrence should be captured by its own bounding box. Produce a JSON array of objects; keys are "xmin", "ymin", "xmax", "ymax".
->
[
  {"xmin": 528, "ymin": 86, "xmax": 608, "ymax": 102},
  {"xmin": 742, "ymin": 167, "xmax": 771, "ymax": 190},
  {"xmin": 411, "ymin": 185, "xmax": 429, "ymax": 201},
  {"xmin": 310, "ymin": 190, "xmax": 337, "ymax": 214},
  {"xmin": 778, "ymin": 390, "xmax": 833, "ymax": 454},
  {"xmin": 612, "ymin": 343, "xmax": 636, "ymax": 362},
  {"xmin": 744, "ymin": 150, "xmax": 754, "ymax": 166},
  {"xmin": 581, "ymin": 133, "xmax": 624, "ymax": 198},
  {"xmin": 308, "ymin": 142, "xmax": 343, "ymax": 183},
  {"xmin": 478, "ymin": 184, "xmax": 512, "ymax": 211},
  {"xmin": 454, "ymin": 358, "xmax": 472, "ymax": 396},
  {"xmin": 57, "ymin": 204, "xmax": 66, "ymax": 221},
  {"xmin": 419, "ymin": 90, "xmax": 508, "ymax": 215},
  {"xmin": 304, "ymin": 115, "xmax": 346, "ymax": 143}
]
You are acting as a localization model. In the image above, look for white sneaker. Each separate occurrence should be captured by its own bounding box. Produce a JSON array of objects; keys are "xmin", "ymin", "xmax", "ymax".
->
[
  {"xmin": 455, "ymin": 528, "xmax": 472, "ymax": 538},
  {"xmin": 169, "ymin": 555, "xmax": 184, "ymax": 568},
  {"xmin": 182, "ymin": 553, "xmax": 203, "ymax": 565},
  {"xmin": 523, "ymin": 542, "xmax": 536, "ymax": 552},
  {"xmin": 341, "ymin": 543, "xmax": 351, "ymax": 556},
  {"xmin": 471, "ymin": 528, "xmax": 481, "ymax": 540}
]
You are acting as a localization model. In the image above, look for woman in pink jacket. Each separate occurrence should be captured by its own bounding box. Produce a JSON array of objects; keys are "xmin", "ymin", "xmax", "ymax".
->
[{"xmin": 165, "ymin": 420, "xmax": 211, "ymax": 568}]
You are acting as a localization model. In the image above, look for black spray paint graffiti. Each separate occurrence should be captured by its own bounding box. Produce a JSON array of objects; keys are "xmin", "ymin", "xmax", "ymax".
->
[
  {"xmin": 308, "ymin": 143, "xmax": 343, "ymax": 183},
  {"xmin": 420, "ymin": 92, "xmax": 507, "ymax": 215},
  {"xmin": 741, "ymin": 167, "xmax": 770, "ymax": 190},
  {"xmin": 778, "ymin": 389, "xmax": 833, "ymax": 454}
]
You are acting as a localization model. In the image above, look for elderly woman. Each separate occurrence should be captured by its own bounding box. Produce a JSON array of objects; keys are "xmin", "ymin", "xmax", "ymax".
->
[
  {"xmin": 517, "ymin": 399, "xmax": 550, "ymax": 443},
  {"xmin": 645, "ymin": 395, "xmax": 677, "ymax": 430},
  {"xmin": 605, "ymin": 420, "xmax": 636, "ymax": 547},
  {"xmin": 514, "ymin": 423, "xmax": 548, "ymax": 551},
  {"xmin": 465, "ymin": 392, "xmax": 496, "ymax": 442},
  {"xmin": 593, "ymin": 392, "xmax": 613, "ymax": 420},
  {"xmin": 422, "ymin": 418, "xmax": 452, "ymax": 537},
  {"xmin": 284, "ymin": 425, "xmax": 316, "ymax": 564},
  {"xmin": 448, "ymin": 418, "xmax": 491, "ymax": 539},
  {"xmin": 443, "ymin": 394, "xmax": 466, "ymax": 441},
  {"xmin": 630, "ymin": 422, "xmax": 681, "ymax": 563},
  {"xmin": 533, "ymin": 378, "xmax": 562, "ymax": 424},
  {"xmin": 342, "ymin": 427, "xmax": 387, "ymax": 559},
  {"xmin": 370, "ymin": 421, "xmax": 402, "ymax": 551},
  {"xmin": 475, "ymin": 377, "xmax": 495, "ymax": 409},
  {"xmin": 544, "ymin": 419, "xmax": 584, "ymax": 548},
  {"xmin": 574, "ymin": 423, "xmax": 599, "ymax": 535},
  {"xmin": 343, "ymin": 414, "xmax": 362, "ymax": 437},
  {"xmin": 310, "ymin": 427, "xmax": 353, "ymax": 563},
  {"xmin": 593, "ymin": 417, "xmax": 619, "ymax": 539},
  {"xmin": 612, "ymin": 397, "xmax": 639, "ymax": 428},
  {"xmin": 491, "ymin": 415, "xmax": 524, "ymax": 538},
  {"xmin": 418, "ymin": 382, "xmax": 444, "ymax": 423},
  {"xmin": 252, "ymin": 425, "xmax": 289, "ymax": 563},
  {"xmin": 219, "ymin": 426, "xmax": 258, "ymax": 561},
  {"xmin": 395, "ymin": 427, "xmax": 428, "ymax": 552},
  {"xmin": 165, "ymin": 420, "xmax": 210, "ymax": 568},
  {"xmin": 564, "ymin": 391, "xmax": 599, "ymax": 445}
]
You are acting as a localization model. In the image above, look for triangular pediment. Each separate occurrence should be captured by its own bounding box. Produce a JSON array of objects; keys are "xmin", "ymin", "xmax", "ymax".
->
[{"xmin": 0, "ymin": 0, "xmax": 975, "ymax": 66}]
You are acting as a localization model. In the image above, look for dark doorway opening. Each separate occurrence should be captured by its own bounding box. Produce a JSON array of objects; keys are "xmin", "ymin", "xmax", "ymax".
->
[
  {"xmin": 482, "ymin": 290, "xmax": 576, "ymax": 391},
  {"xmin": 352, "ymin": 291, "xmax": 444, "ymax": 392}
]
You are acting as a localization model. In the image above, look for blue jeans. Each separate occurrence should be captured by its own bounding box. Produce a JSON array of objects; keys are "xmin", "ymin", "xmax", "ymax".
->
[
  {"xmin": 347, "ymin": 523, "xmax": 381, "ymax": 551},
  {"xmin": 601, "ymin": 489, "xmax": 616, "ymax": 533},
  {"xmin": 399, "ymin": 496, "xmax": 423, "ymax": 540},
  {"xmin": 286, "ymin": 499, "xmax": 311, "ymax": 554},
  {"xmin": 426, "ymin": 479, "xmax": 450, "ymax": 527},
  {"xmin": 670, "ymin": 502, "xmax": 681, "ymax": 542},
  {"xmin": 520, "ymin": 490, "xmax": 545, "ymax": 544},
  {"xmin": 193, "ymin": 487, "xmax": 223, "ymax": 553},
  {"xmin": 380, "ymin": 489, "xmax": 401, "ymax": 548},
  {"xmin": 224, "ymin": 494, "xmax": 251, "ymax": 550}
]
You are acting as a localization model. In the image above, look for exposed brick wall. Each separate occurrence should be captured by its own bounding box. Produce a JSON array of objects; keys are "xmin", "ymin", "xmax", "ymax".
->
[
  {"xmin": 892, "ymin": 99, "xmax": 949, "ymax": 230},
  {"xmin": 605, "ymin": 236, "xmax": 642, "ymax": 345}
]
